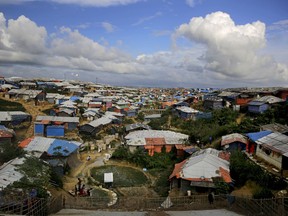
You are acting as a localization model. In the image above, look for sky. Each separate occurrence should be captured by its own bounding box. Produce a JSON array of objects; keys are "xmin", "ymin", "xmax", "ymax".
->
[{"xmin": 0, "ymin": 0, "xmax": 287, "ymax": 88}]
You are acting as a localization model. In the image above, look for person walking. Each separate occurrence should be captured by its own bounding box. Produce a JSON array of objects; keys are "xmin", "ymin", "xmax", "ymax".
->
[{"xmin": 208, "ymin": 192, "xmax": 214, "ymax": 204}]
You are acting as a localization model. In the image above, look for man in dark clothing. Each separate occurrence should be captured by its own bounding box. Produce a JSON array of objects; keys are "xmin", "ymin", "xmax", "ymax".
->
[{"xmin": 208, "ymin": 192, "xmax": 214, "ymax": 204}]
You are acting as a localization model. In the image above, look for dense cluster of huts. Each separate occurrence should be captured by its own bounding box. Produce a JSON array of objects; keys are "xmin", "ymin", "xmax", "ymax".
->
[{"xmin": 0, "ymin": 76, "xmax": 288, "ymax": 195}]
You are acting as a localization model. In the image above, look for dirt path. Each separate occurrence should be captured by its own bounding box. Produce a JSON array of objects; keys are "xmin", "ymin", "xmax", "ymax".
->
[{"xmin": 236, "ymin": 113, "xmax": 245, "ymax": 125}]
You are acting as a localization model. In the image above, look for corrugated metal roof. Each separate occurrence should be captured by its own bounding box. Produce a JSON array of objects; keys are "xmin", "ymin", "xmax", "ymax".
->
[
  {"xmin": 256, "ymin": 96, "xmax": 284, "ymax": 104},
  {"xmin": 0, "ymin": 157, "xmax": 25, "ymax": 191},
  {"xmin": 8, "ymin": 89, "xmax": 42, "ymax": 98},
  {"xmin": 59, "ymin": 108, "xmax": 74, "ymax": 114},
  {"xmin": 261, "ymin": 123, "xmax": 288, "ymax": 134},
  {"xmin": 125, "ymin": 123, "xmax": 151, "ymax": 131},
  {"xmin": 126, "ymin": 138, "xmax": 146, "ymax": 146},
  {"xmin": 144, "ymin": 114, "xmax": 161, "ymax": 119},
  {"xmin": 88, "ymin": 116, "xmax": 112, "ymax": 128},
  {"xmin": 36, "ymin": 116, "xmax": 79, "ymax": 123},
  {"xmin": 0, "ymin": 111, "xmax": 29, "ymax": 122},
  {"xmin": 181, "ymin": 153, "xmax": 230, "ymax": 181},
  {"xmin": 125, "ymin": 130, "xmax": 188, "ymax": 140},
  {"xmin": 176, "ymin": 106, "xmax": 199, "ymax": 114},
  {"xmin": 24, "ymin": 136, "xmax": 54, "ymax": 154},
  {"xmin": 221, "ymin": 133, "xmax": 248, "ymax": 146},
  {"xmin": 218, "ymin": 91, "xmax": 241, "ymax": 97},
  {"xmin": 0, "ymin": 112, "xmax": 11, "ymax": 121},
  {"xmin": 125, "ymin": 130, "xmax": 188, "ymax": 146},
  {"xmin": 256, "ymin": 132, "xmax": 288, "ymax": 156},
  {"xmin": 23, "ymin": 136, "xmax": 82, "ymax": 157}
]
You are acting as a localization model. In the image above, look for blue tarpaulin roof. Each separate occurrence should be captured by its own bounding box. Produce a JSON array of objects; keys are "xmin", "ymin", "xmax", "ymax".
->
[
  {"xmin": 47, "ymin": 139, "xmax": 81, "ymax": 156},
  {"xmin": 248, "ymin": 101, "xmax": 266, "ymax": 106},
  {"xmin": 70, "ymin": 96, "xmax": 80, "ymax": 101},
  {"xmin": 246, "ymin": 130, "xmax": 273, "ymax": 142},
  {"xmin": 184, "ymin": 147, "xmax": 199, "ymax": 154},
  {"xmin": 0, "ymin": 125, "xmax": 8, "ymax": 130}
]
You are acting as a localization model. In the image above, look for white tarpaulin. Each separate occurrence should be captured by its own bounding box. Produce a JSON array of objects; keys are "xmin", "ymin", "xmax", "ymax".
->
[
  {"xmin": 104, "ymin": 172, "xmax": 113, "ymax": 183},
  {"xmin": 161, "ymin": 196, "xmax": 173, "ymax": 208}
]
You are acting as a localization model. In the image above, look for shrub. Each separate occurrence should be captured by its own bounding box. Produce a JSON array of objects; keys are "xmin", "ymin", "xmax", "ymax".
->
[{"xmin": 253, "ymin": 187, "xmax": 274, "ymax": 199}]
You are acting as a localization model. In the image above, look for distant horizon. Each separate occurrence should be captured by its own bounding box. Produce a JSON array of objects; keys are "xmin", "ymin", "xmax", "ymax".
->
[
  {"xmin": 0, "ymin": 0, "xmax": 287, "ymax": 88},
  {"xmin": 3, "ymin": 75, "xmax": 288, "ymax": 90}
]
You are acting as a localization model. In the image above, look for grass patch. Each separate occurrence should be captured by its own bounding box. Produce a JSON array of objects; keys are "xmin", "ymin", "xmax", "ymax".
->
[
  {"xmin": 0, "ymin": 98, "xmax": 26, "ymax": 111},
  {"xmin": 91, "ymin": 165, "xmax": 149, "ymax": 187},
  {"xmin": 91, "ymin": 187, "xmax": 110, "ymax": 199}
]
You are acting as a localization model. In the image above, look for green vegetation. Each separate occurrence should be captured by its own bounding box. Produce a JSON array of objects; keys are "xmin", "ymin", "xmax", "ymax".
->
[
  {"xmin": 112, "ymin": 146, "xmax": 177, "ymax": 169},
  {"xmin": 112, "ymin": 145, "xmax": 178, "ymax": 196},
  {"xmin": 12, "ymin": 156, "xmax": 52, "ymax": 198},
  {"xmin": 123, "ymin": 118, "xmax": 134, "ymax": 124},
  {"xmin": 0, "ymin": 98, "xmax": 26, "ymax": 111},
  {"xmin": 91, "ymin": 187, "xmax": 110, "ymax": 199},
  {"xmin": 90, "ymin": 165, "xmax": 149, "ymax": 187},
  {"xmin": 230, "ymin": 151, "xmax": 287, "ymax": 198},
  {"xmin": 0, "ymin": 141, "xmax": 25, "ymax": 164},
  {"xmin": 136, "ymin": 112, "xmax": 144, "ymax": 121},
  {"xmin": 150, "ymin": 167, "xmax": 173, "ymax": 197},
  {"xmin": 146, "ymin": 105, "xmax": 288, "ymax": 146}
]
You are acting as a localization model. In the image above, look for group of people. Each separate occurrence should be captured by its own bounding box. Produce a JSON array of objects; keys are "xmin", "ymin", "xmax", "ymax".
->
[{"xmin": 74, "ymin": 178, "xmax": 92, "ymax": 196}]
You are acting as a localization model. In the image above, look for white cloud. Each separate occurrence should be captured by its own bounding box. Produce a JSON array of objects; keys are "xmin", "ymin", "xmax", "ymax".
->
[
  {"xmin": 0, "ymin": 11, "xmax": 287, "ymax": 88},
  {"xmin": 75, "ymin": 22, "xmax": 91, "ymax": 29},
  {"xmin": 186, "ymin": 0, "xmax": 195, "ymax": 7},
  {"xmin": 267, "ymin": 19, "xmax": 288, "ymax": 32},
  {"xmin": 185, "ymin": 0, "xmax": 202, "ymax": 7},
  {"xmin": 101, "ymin": 22, "xmax": 116, "ymax": 33},
  {"xmin": 0, "ymin": 13, "xmax": 140, "ymax": 77},
  {"xmin": 152, "ymin": 30, "xmax": 171, "ymax": 37},
  {"xmin": 132, "ymin": 12, "xmax": 162, "ymax": 26},
  {"xmin": 0, "ymin": 0, "xmax": 35, "ymax": 4},
  {"xmin": 51, "ymin": 0, "xmax": 143, "ymax": 7},
  {"xmin": 7, "ymin": 15, "xmax": 47, "ymax": 54},
  {"xmin": 174, "ymin": 11, "xmax": 288, "ymax": 83}
]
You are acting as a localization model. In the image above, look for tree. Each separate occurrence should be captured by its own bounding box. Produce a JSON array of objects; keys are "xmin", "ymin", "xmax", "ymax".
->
[
  {"xmin": 0, "ymin": 141, "xmax": 25, "ymax": 164},
  {"xmin": 136, "ymin": 112, "xmax": 144, "ymax": 121},
  {"xmin": 112, "ymin": 145, "xmax": 131, "ymax": 160},
  {"xmin": 13, "ymin": 156, "xmax": 51, "ymax": 198}
]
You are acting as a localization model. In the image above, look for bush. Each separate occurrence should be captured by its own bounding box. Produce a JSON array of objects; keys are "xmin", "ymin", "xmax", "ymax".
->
[
  {"xmin": 50, "ymin": 169, "xmax": 63, "ymax": 188},
  {"xmin": 0, "ymin": 99, "xmax": 26, "ymax": 111},
  {"xmin": 253, "ymin": 187, "xmax": 274, "ymax": 199},
  {"xmin": 153, "ymin": 167, "xmax": 173, "ymax": 197}
]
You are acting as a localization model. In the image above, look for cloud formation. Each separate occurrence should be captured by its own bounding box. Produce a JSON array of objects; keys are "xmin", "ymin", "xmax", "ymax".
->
[
  {"xmin": 132, "ymin": 12, "xmax": 162, "ymax": 26},
  {"xmin": 51, "ymin": 0, "xmax": 143, "ymax": 7},
  {"xmin": 185, "ymin": 0, "xmax": 202, "ymax": 7},
  {"xmin": 101, "ymin": 22, "xmax": 116, "ymax": 32},
  {"xmin": 0, "ymin": 11, "xmax": 287, "ymax": 88},
  {"xmin": 0, "ymin": 0, "xmax": 34, "ymax": 4},
  {"xmin": 0, "ymin": 13, "xmax": 139, "ymax": 77},
  {"xmin": 174, "ymin": 11, "xmax": 288, "ymax": 83}
]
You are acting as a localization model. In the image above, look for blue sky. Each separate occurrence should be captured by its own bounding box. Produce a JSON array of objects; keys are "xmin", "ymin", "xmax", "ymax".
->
[{"xmin": 0, "ymin": 0, "xmax": 287, "ymax": 88}]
